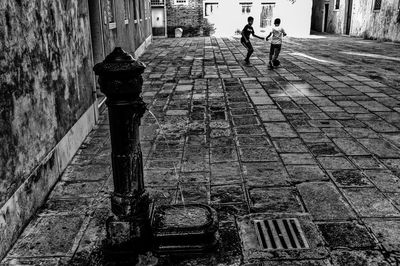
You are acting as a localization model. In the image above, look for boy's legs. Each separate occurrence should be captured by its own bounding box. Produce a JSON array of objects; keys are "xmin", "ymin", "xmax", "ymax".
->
[
  {"xmin": 241, "ymin": 40, "xmax": 254, "ymax": 63},
  {"xmin": 272, "ymin": 44, "xmax": 282, "ymax": 61},
  {"xmin": 269, "ymin": 44, "xmax": 275, "ymax": 61},
  {"xmin": 269, "ymin": 44, "xmax": 275, "ymax": 68}
]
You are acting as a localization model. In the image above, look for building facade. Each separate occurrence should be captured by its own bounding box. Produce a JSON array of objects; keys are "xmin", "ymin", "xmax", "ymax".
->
[
  {"xmin": 151, "ymin": 0, "xmax": 204, "ymax": 37},
  {"xmin": 312, "ymin": 0, "xmax": 400, "ymax": 42},
  {"xmin": 0, "ymin": 0, "xmax": 151, "ymax": 260},
  {"xmin": 151, "ymin": 0, "xmax": 313, "ymax": 37}
]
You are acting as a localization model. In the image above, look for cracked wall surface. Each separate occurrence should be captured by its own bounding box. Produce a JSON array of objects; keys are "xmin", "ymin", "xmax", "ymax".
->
[
  {"xmin": 0, "ymin": 0, "xmax": 95, "ymax": 259},
  {"xmin": 312, "ymin": 0, "xmax": 400, "ymax": 41},
  {"xmin": 0, "ymin": 0, "xmax": 94, "ymax": 207},
  {"xmin": 351, "ymin": 0, "xmax": 400, "ymax": 41}
]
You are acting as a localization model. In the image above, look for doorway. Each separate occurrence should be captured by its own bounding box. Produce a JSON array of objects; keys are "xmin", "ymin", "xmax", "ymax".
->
[
  {"xmin": 345, "ymin": 0, "xmax": 353, "ymax": 34},
  {"xmin": 323, "ymin": 3, "xmax": 329, "ymax": 32},
  {"xmin": 88, "ymin": 0, "xmax": 106, "ymax": 105},
  {"xmin": 152, "ymin": 7, "xmax": 166, "ymax": 37}
]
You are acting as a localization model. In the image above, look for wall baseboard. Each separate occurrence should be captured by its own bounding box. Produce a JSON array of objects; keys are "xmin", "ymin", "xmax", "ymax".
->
[{"xmin": 134, "ymin": 35, "xmax": 152, "ymax": 59}]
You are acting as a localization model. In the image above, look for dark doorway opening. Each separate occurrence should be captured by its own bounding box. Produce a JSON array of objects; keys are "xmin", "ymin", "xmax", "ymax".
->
[
  {"xmin": 88, "ymin": 0, "xmax": 106, "ymax": 105},
  {"xmin": 324, "ymin": 3, "xmax": 329, "ymax": 32},
  {"xmin": 345, "ymin": 0, "xmax": 353, "ymax": 34}
]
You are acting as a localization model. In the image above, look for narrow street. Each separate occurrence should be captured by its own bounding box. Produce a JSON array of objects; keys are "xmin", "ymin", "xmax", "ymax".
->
[{"xmin": 3, "ymin": 35, "xmax": 400, "ymax": 265}]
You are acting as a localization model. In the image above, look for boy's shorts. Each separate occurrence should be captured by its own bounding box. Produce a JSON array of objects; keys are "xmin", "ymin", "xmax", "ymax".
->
[
  {"xmin": 270, "ymin": 44, "xmax": 282, "ymax": 55},
  {"xmin": 241, "ymin": 38, "xmax": 253, "ymax": 51}
]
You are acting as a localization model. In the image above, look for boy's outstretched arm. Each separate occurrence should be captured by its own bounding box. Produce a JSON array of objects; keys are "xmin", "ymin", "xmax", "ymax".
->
[
  {"xmin": 253, "ymin": 33, "xmax": 265, "ymax": 40},
  {"xmin": 265, "ymin": 32, "xmax": 272, "ymax": 41}
]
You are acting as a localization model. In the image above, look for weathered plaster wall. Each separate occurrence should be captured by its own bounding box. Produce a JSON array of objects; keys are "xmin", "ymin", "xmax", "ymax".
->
[
  {"xmin": 166, "ymin": 0, "xmax": 204, "ymax": 37},
  {"xmin": 311, "ymin": 0, "xmax": 400, "ymax": 41},
  {"xmin": 351, "ymin": 0, "xmax": 400, "ymax": 41},
  {"xmin": 0, "ymin": 0, "xmax": 94, "ymax": 207},
  {"xmin": 218, "ymin": 0, "xmax": 313, "ymax": 37},
  {"xmin": 166, "ymin": 0, "xmax": 312, "ymax": 37},
  {"xmin": 324, "ymin": 0, "xmax": 347, "ymax": 34},
  {"xmin": 0, "ymin": 0, "xmax": 95, "ymax": 256},
  {"xmin": 128, "ymin": 0, "xmax": 152, "ymax": 53},
  {"xmin": 272, "ymin": 0, "xmax": 313, "ymax": 37},
  {"xmin": 94, "ymin": 0, "xmax": 152, "ymax": 59}
]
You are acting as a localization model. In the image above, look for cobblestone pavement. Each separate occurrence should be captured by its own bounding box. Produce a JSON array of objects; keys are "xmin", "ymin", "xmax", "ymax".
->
[{"xmin": 2, "ymin": 35, "xmax": 400, "ymax": 265}]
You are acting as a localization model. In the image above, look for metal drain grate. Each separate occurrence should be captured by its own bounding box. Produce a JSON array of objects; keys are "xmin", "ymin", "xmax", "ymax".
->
[{"xmin": 253, "ymin": 218, "xmax": 310, "ymax": 250}]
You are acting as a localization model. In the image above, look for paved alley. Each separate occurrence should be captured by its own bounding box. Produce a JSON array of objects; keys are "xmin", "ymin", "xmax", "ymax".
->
[{"xmin": 3, "ymin": 35, "xmax": 400, "ymax": 265}]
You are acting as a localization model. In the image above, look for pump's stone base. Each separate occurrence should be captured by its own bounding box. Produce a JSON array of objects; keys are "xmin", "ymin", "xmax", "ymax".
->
[
  {"xmin": 152, "ymin": 204, "xmax": 219, "ymax": 254},
  {"xmin": 106, "ymin": 215, "xmax": 151, "ymax": 246},
  {"xmin": 103, "ymin": 215, "xmax": 152, "ymax": 264}
]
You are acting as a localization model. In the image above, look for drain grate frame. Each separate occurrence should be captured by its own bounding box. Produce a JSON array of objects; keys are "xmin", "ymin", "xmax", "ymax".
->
[{"xmin": 253, "ymin": 218, "xmax": 310, "ymax": 250}]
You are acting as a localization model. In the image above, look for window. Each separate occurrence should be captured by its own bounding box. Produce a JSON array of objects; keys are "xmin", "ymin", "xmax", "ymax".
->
[
  {"xmin": 373, "ymin": 0, "xmax": 382, "ymax": 10},
  {"xmin": 144, "ymin": 0, "xmax": 147, "ymax": 20},
  {"xmin": 334, "ymin": 0, "xmax": 340, "ymax": 10},
  {"xmin": 151, "ymin": 0, "xmax": 165, "ymax": 6},
  {"xmin": 145, "ymin": 0, "xmax": 150, "ymax": 20},
  {"xmin": 124, "ymin": 0, "xmax": 130, "ymax": 24},
  {"xmin": 133, "ymin": 0, "xmax": 138, "ymax": 21},
  {"xmin": 175, "ymin": 0, "xmax": 187, "ymax": 5},
  {"xmin": 240, "ymin": 3, "xmax": 252, "ymax": 14},
  {"xmin": 205, "ymin": 3, "xmax": 218, "ymax": 16},
  {"xmin": 260, "ymin": 3, "xmax": 275, "ymax": 28},
  {"xmin": 106, "ymin": 0, "xmax": 116, "ymax": 29},
  {"xmin": 139, "ymin": 0, "xmax": 142, "ymax": 20}
]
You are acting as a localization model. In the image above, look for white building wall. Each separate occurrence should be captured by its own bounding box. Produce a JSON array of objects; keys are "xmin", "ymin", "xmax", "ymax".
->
[{"xmin": 204, "ymin": 0, "xmax": 313, "ymax": 37}]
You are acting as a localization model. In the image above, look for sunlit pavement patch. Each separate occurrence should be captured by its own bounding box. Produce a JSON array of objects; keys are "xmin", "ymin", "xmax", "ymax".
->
[
  {"xmin": 340, "ymin": 51, "xmax": 400, "ymax": 62},
  {"xmin": 289, "ymin": 52, "xmax": 343, "ymax": 65}
]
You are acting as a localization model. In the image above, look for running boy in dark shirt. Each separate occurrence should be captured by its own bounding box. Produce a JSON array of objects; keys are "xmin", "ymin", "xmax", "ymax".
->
[{"xmin": 241, "ymin": 16, "xmax": 265, "ymax": 64}]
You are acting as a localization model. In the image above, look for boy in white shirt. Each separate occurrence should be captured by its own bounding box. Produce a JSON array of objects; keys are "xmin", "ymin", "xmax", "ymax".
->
[{"xmin": 266, "ymin": 18, "xmax": 287, "ymax": 69}]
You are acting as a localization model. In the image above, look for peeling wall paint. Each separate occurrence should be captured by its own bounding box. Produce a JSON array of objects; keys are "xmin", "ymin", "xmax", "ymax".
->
[
  {"xmin": 351, "ymin": 0, "xmax": 400, "ymax": 41},
  {"xmin": 0, "ymin": 0, "xmax": 95, "ymax": 207},
  {"xmin": 312, "ymin": 0, "xmax": 400, "ymax": 42}
]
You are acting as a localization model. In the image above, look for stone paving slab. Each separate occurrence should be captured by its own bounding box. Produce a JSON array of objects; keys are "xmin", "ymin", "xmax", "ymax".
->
[
  {"xmin": 330, "ymin": 250, "xmax": 391, "ymax": 266},
  {"xmin": 297, "ymin": 182, "xmax": 356, "ymax": 221},
  {"xmin": 3, "ymin": 35, "xmax": 400, "ymax": 265},
  {"xmin": 342, "ymin": 188, "xmax": 400, "ymax": 218},
  {"xmin": 317, "ymin": 221, "xmax": 376, "ymax": 249}
]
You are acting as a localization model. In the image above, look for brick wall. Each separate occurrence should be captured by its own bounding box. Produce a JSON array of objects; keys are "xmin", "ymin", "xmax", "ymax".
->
[{"xmin": 166, "ymin": 0, "xmax": 204, "ymax": 37}]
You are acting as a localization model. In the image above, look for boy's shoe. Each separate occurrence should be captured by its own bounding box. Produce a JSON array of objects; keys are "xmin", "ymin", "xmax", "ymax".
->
[
  {"xmin": 268, "ymin": 61, "xmax": 274, "ymax": 69},
  {"xmin": 245, "ymin": 59, "xmax": 250, "ymax": 65},
  {"xmin": 272, "ymin": 59, "xmax": 280, "ymax": 67}
]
